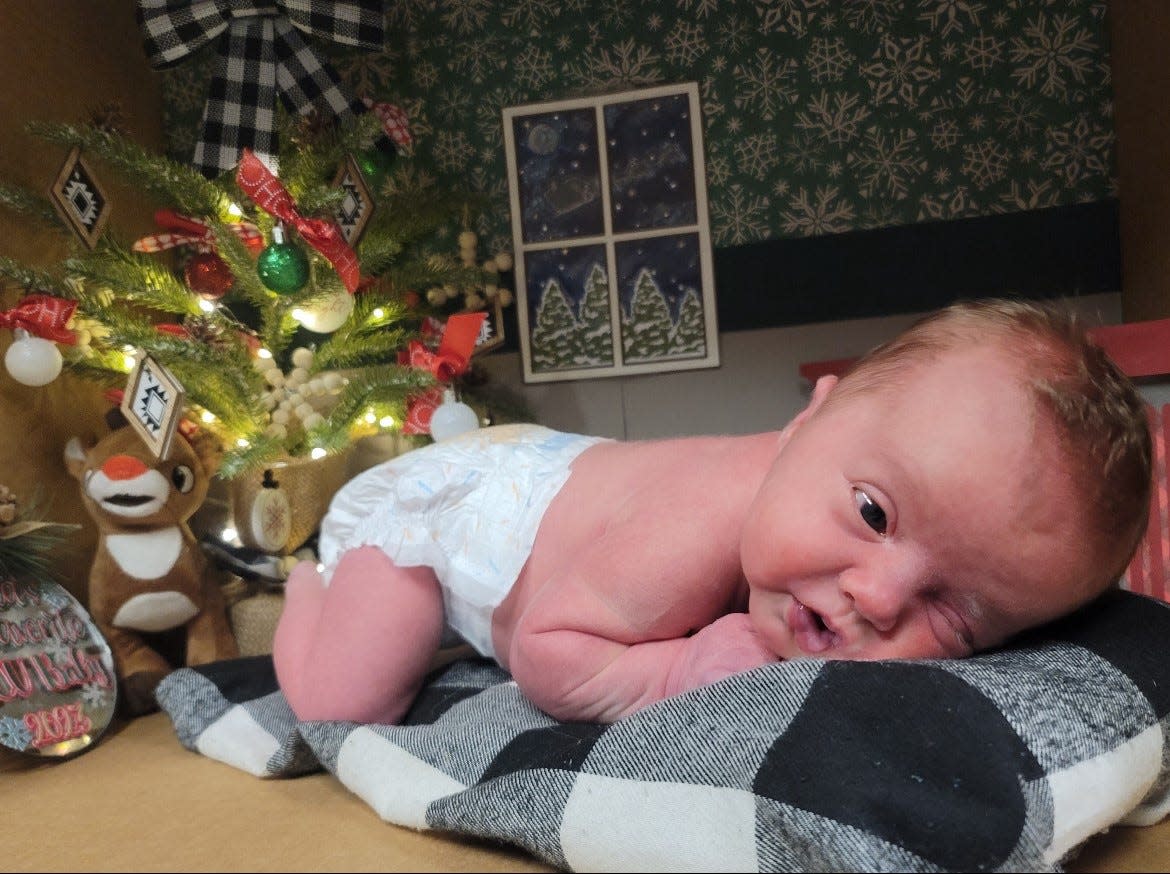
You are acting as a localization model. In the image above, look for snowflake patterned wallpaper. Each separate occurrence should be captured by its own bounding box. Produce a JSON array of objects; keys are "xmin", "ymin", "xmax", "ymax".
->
[{"xmin": 159, "ymin": 0, "xmax": 1115, "ymax": 281}]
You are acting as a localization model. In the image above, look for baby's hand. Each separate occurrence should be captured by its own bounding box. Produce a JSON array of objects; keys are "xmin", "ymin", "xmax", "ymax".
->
[{"xmin": 666, "ymin": 612, "xmax": 780, "ymax": 697}]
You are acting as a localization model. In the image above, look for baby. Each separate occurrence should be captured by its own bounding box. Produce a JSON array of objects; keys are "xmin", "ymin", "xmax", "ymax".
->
[{"xmin": 273, "ymin": 298, "xmax": 1152, "ymax": 725}]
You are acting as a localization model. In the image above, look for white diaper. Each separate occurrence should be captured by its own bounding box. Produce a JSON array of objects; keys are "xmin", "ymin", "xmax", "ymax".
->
[{"xmin": 318, "ymin": 423, "xmax": 607, "ymax": 658}]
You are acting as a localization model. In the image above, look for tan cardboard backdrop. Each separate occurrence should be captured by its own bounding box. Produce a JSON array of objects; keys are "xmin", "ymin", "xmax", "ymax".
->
[{"xmin": 0, "ymin": 1, "xmax": 165, "ymax": 602}]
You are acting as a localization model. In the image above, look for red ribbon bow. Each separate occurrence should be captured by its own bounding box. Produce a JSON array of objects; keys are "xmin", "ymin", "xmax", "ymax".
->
[
  {"xmin": 400, "ymin": 312, "xmax": 487, "ymax": 435},
  {"xmin": 133, "ymin": 209, "xmax": 263, "ymax": 255},
  {"xmin": 235, "ymin": 150, "xmax": 361, "ymax": 294},
  {"xmin": 0, "ymin": 295, "xmax": 77, "ymax": 345}
]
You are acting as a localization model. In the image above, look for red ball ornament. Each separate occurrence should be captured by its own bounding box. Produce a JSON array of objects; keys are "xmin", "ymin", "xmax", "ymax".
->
[{"xmin": 184, "ymin": 252, "xmax": 235, "ymax": 300}]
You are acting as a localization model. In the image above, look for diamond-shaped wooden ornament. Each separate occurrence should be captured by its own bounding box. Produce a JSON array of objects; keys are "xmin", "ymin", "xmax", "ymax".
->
[
  {"xmin": 49, "ymin": 146, "xmax": 111, "ymax": 249},
  {"xmin": 331, "ymin": 155, "xmax": 375, "ymax": 246},
  {"xmin": 120, "ymin": 353, "xmax": 185, "ymax": 460}
]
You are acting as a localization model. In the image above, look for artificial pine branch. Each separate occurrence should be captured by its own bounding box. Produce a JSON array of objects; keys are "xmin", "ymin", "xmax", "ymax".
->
[
  {"xmin": 26, "ymin": 121, "xmax": 224, "ymax": 218},
  {"xmin": 2, "ymin": 111, "xmax": 517, "ymax": 483},
  {"xmin": 65, "ymin": 241, "xmax": 200, "ymax": 316},
  {"xmin": 0, "ymin": 256, "xmax": 74, "ymax": 298},
  {"xmin": 0, "ymin": 181, "xmax": 64, "ymax": 230}
]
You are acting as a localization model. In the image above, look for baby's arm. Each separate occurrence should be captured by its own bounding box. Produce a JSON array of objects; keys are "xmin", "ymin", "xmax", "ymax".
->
[{"xmin": 506, "ymin": 524, "xmax": 778, "ymax": 723}]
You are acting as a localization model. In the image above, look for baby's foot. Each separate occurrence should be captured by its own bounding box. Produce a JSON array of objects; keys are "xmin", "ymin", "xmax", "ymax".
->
[
  {"xmin": 667, "ymin": 612, "xmax": 780, "ymax": 696},
  {"xmin": 272, "ymin": 560, "xmax": 327, "ymax": 709}
]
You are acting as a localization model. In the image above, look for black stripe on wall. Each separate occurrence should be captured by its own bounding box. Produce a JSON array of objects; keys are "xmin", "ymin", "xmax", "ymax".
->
[
  {"xmin": 713, "ymin": 199, "xmax": 1121, "ymax": 331},
  {"xmin": 490, "ymin": 200, "xmax": 1120, "ymax": 353}
]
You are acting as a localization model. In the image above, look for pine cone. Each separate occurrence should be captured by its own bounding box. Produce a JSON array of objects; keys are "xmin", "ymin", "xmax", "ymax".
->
[
  {"xmin": 183, "ymin": 314, "xmax": 227, "ymax": 347},
  {"xmin": 290, "ymin": 106, "xmax": 335, "ymax": 148},
  {"xmin": 89, "ymin": 100, "xmax": 127, "ymax": 135}
]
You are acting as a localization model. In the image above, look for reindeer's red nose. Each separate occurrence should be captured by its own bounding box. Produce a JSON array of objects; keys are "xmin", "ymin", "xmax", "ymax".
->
[{"xmin": 101, "ymin": 454, "xmax": 150, "ymax": 481}]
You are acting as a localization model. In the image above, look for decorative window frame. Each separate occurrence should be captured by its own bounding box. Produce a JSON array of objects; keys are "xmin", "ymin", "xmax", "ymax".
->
[{"xmin": 503, "ymin": 82, "xmax": 719, "ymax": 383}]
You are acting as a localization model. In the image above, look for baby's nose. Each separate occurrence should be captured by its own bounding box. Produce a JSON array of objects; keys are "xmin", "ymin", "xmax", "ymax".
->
[{"xmin": 840, "ymin": 554, "xmax": 929, "ymax": 632}]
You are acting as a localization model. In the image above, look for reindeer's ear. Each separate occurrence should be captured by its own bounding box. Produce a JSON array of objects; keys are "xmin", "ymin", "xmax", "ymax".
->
[
  {"xmin": 183, "ymin": 427, "xmax": 223, "ymax": 479},
  {"xmin": 64, "ymin": 435, "xmax": 94, "ymax": 480}
]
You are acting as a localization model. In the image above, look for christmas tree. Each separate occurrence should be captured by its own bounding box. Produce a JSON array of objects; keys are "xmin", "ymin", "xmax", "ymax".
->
[{"xmin": 0, "ymin": 110, "xmax": 518, "ymax": 481}]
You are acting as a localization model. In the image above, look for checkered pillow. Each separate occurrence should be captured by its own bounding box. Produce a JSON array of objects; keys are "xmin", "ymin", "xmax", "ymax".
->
[{"xmin": 156, "ymin": 589, "xmax": 1170, "ymax": 872}]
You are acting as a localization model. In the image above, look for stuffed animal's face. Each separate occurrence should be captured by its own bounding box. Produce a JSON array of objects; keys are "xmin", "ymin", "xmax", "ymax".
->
[{"xmin": 65, "ymin": 427, "xmax": 211, "ymax": 532}]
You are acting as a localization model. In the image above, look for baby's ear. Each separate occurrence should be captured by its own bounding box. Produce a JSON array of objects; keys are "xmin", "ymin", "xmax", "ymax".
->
[{"xmin": 777, "ymin": 375, "xmax": 837, "ymax": 453}]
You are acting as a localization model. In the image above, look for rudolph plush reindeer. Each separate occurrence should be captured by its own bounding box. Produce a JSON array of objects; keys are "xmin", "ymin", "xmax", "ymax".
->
[{"xmin": 65, "ymin": 417, "xmax": 238, "ymax": 715}]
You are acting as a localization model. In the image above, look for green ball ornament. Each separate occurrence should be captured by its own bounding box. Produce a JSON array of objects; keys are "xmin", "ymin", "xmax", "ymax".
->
[
  {"xmin": 257, "ymin": 239, "xmax": 310, "ymax": 295},
  {"xmin": 356, "ymin": 136, "xmax": 397, "ymax": 189}
]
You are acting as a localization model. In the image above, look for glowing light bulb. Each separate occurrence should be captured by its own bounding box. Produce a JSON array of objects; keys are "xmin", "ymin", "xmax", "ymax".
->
[
  {"xmin": 310, "ymin": 447, "xmax": 327, "ymax": 460},
  {"xmin": 257, "ymin": 348, "xmax": 273, "ymax": 360},
  {"xmin": 378, "ymin": 415, "xmax": 395, "ymax": 428},
  {"xmin": 201, "ymin": 410, "xmax": 216, "ymax": 423},
  {"xmin": 198, "ymin": 297, "xmax": 217, "ymax": 313}
]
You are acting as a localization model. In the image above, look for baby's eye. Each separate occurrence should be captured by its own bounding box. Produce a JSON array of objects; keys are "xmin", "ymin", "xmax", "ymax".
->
[
  {"xmin": 930, "ymin": 601, "xmax": 975, "ymax": 656},
  {"xmin": 852, "ymin": 487, "xmax": 888, "ymax": 535}
]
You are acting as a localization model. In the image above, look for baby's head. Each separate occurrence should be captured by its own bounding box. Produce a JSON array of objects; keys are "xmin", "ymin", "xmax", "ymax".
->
[{"xmin": 741, "ymin": 298, "xmax": 1151, "ymax": 663}]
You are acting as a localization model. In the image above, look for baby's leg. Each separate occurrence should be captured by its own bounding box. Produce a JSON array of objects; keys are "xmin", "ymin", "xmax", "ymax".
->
[{"xmin": 272, "ymin": 545, "xmax": 445, "ymax": 725}]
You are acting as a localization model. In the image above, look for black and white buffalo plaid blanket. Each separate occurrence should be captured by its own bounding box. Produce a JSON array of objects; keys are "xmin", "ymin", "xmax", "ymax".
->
[{"xmin": 156, "ymin": 589, "xmax": 1170, "ymax": 873}]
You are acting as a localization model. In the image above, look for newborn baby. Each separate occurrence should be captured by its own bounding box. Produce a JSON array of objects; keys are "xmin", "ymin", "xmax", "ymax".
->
[{"xmin": 273, "ymin": 299, "xmax": 1151, "ymax": 724}]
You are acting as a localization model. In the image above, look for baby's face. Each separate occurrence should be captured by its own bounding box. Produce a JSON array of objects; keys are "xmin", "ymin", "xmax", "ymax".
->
[{"xmin": 740, "ymin": 346, "xmax": 1103, "ymax": 662}]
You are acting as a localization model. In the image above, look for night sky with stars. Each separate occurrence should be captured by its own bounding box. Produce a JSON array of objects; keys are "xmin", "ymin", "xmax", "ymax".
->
[
  {"xmin": 605, "ymin": 93, "xmax": 697, "ymax": 234},
  {"xmin": 513, "ymin": 108, "xmax": 604, "ymax": 244}
]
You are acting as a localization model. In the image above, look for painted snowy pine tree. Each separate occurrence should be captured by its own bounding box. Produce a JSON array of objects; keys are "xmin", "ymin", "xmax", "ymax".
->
[
  {"xmin": 621, "ymin": 269, "xmax": 708, "ymax": 363},
  {"xmin": 621, "ymin": 268, "xmax": 674, "ymax": 362},
  {"xmin": 577, "ymin": 263, "xmax": 613, "ymax": 366},
  {"xmin": 673, "ymin": 287, "xmax": 707, "ymax": 356},
  {"xmin": 530, "ymin": 279, "xmax": 582, "ymax": 371},
  {"xmin": 529, "ymin": 263, "xmax": 614, "ymax": 372}
]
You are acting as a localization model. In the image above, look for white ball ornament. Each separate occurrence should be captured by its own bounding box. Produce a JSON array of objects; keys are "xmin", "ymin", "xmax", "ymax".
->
[
  {"xmin": 293, "ymin": 288, "xmax": 354, "ymax": 334},
  {"xmin": 5, "ymin": 330, "xmax": 63, "ymax": 386},
  {"xmin": 291, "ymin": 347, "xmax": 314, "ymax": 369},
  {"xmin": 429, "ymin": 389, "xmax": 480, "ymax": 442}
]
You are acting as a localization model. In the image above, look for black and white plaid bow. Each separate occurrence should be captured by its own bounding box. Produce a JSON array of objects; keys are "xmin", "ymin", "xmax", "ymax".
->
[{"xmin": 136, "ymin": 1, "xmax": 386, "ymax": 178}]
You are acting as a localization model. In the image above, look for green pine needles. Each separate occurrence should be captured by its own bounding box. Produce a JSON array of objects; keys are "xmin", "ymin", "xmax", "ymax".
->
[{"xmin": 0, "ymin": 113, "xmax": 496, "ymax": 480}]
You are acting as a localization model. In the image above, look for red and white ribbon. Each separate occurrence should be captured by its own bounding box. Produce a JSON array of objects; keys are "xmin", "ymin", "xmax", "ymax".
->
[
  {"xmin": 236, "ymin": 150, "xmax": 361, "ymax": 294},
  {"xmin": 133, "ymin": 209, "xmax": 263, "ymax": 255},
  {"xmin": 399, "ymin": 312, "xmax": 487, "ymax": 434},
  {"xmin": 0, "ymin": 295, "xmax": 77, "ymax": 345},
  {"xmin": 362, "ymin": 98, "xmax": 413, "ymax": 149}
]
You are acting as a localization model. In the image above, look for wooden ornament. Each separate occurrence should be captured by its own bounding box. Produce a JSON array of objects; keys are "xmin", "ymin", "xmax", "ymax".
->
[
  {"xmin": 48, "ymin": 146, "xmax": 111, "ymax": 250},
  {"xmin": 331, "ymin": 155, "xmax": 375, "ymax": 246}
]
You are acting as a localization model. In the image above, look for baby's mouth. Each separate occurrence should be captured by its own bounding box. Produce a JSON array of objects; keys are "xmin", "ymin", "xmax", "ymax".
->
[{"xmin": 789, "ymin": 598, "xmax": 840, "ymax": 654}]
